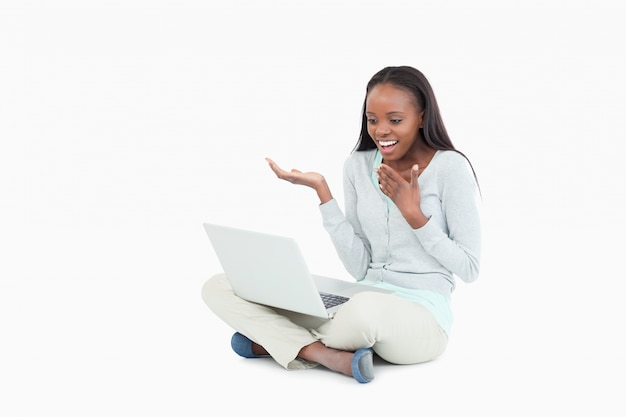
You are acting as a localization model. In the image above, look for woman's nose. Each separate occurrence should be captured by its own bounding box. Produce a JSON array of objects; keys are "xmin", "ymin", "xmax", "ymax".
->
[{"xmin": 376, "ymin": 124, "xmax": 390, "ymax": 137}]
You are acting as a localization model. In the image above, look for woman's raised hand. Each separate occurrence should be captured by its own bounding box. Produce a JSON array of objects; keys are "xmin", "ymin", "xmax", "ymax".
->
[
  {"xmin": 265, "ymin": 157, "xmax": 322, "ymax": 187},
  {"xmin": 265, "ymin": 157, "xmax": 333, "ymax": 204},
  {"xmin": 375, "ymin": 163, "xmax": 428, "ymax": 229}
]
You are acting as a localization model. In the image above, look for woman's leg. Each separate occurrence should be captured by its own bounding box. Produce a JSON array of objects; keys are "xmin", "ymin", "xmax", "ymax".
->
[
  {"xmin": 202, "ymin": 274, "xmax": 373, "ymax": 378},
  {"xmin": 202, "ymin": 275, "xmax": 445, "ymax": 377},
  {"xmin": 201, "ymin": 274, "xmax": 327, "ymax": 369},
  {"xmin": 312, "ymin": 291, "xmax": 448, "ymax": 365}
]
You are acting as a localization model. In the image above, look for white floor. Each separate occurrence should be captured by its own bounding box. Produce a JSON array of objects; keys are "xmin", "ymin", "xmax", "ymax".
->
[
  {"xmin": 2, "ymin": 213, "xmax": 623, "ymax": 416},
  {"xmin": 2, "ymin": 2, "xmax": 625, "ymax": 415}
]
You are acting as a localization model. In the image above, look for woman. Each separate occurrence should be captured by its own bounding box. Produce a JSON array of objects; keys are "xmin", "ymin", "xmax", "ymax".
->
[{"xmin": 202, "ymin": 66, "xmax": 481, "ymax": 383}]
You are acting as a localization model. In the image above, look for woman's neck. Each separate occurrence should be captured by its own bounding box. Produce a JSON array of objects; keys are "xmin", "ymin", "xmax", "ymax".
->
[{"xmin": 383, "ymin": 140, "xmax": 437, "ymax": 178}]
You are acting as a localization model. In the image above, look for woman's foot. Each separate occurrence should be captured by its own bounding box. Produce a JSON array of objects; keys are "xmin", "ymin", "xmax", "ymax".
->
[
  {"xmin": 230, "ymin": 333, "xmax": 269, "ymax": 358},
  {"xmin": 231, "ymin": 335, "xmax": 374, "ymax": 383},
  {"xmin": 251, "ymin": 341, "xmax": 269, "ymax": 356},
  {"xmin": 299, "ymin": 342, "xmax": 374, "ymax": 383},
  {"xmin": 351, "ymin": 349, "xmax": 374, "ymax": 383}
]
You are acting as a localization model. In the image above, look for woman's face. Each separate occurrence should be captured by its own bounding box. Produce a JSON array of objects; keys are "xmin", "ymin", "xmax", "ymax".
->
[{"xmin": 365, "ymin": 83, "xmax": 424, "ymax": 161}]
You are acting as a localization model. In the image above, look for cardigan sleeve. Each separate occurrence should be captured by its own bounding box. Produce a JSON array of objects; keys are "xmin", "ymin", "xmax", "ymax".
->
[
  {"xmin": 413, "ymin": 153, "xmax": 481, "ymax": 283},
  {"xmin": 318, "ymin": 160, "xmax": 372, "ymax": 280}
]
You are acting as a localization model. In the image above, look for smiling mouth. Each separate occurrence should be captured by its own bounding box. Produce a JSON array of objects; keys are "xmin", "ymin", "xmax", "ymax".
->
[{"xmin": 378, "ymin": 140, "xmax": 398, "ymax": 148}]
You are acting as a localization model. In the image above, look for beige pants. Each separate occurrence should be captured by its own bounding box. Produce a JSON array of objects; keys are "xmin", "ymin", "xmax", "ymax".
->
[{"xmin": 201, "ymin": 274, "xmax": 448, "ymax": 370}]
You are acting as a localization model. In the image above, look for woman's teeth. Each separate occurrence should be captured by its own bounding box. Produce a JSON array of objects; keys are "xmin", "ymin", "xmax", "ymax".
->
[{"xmin": 379, "ymin": 140, "xmax": 398, "ymax": 147}]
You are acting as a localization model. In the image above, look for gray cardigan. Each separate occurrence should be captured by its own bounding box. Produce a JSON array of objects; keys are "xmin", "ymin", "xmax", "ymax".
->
[{"xmin": 319, "ymin": 149, "xmax": 481, "ymax": 298}]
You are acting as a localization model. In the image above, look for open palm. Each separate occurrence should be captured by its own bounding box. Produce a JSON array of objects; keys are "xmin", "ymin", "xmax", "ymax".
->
[{"xmin": 266, "ymin": 158, "xmax": 324, "ymax": 188}]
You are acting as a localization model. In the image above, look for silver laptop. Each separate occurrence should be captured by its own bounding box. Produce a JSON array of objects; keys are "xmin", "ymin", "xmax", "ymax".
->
[{"xmin": 203, "ymin": 222, "xmax": 392, "ymax": 319}]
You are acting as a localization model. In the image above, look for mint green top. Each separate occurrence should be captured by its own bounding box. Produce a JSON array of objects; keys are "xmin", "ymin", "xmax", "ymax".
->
[{"xmin": 319, "ymin": 149, "xmax": 481, "ymax": 334}]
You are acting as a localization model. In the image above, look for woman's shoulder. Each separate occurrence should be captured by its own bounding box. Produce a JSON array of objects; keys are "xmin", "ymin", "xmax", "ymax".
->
[
  {"xmin": 432, "ymin": 150, "xmax": 473, "ymax": 173},
  {"xmin": 431, "ymin": 150, "xmax": 478, "ymax": 191},
  {"xmin": 434, "ymin": 149, "xmax": 467, "ymax": 163}
]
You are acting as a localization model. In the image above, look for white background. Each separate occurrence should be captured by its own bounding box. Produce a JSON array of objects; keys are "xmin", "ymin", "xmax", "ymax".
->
[{"xmin": 2, "ymin": 0, "xmax": 625, "ymax": 415}]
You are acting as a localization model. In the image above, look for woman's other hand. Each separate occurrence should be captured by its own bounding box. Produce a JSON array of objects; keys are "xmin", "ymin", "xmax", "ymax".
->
[
  {"xmin": 375, "ymin": 163, "xmax": 429, "ymax": 228},
  {"xmin": 265, "ymin": 157, "xmax": 333, "ymax": 204}
]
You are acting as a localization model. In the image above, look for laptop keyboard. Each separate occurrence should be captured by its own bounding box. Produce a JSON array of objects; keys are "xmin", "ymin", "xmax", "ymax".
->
[{"xmin": 319, "ymin": 292, "xmax": 349, "ymax": 309}]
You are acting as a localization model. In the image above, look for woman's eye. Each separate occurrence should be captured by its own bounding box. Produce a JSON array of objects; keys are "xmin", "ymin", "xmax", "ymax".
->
[
  {"xmin": 367, "ymin": 118, "xmax": 377, "ymax": 124},
  {"xmin": 390, "ymin": 119, "xmax": 402, "ymax": 124}
]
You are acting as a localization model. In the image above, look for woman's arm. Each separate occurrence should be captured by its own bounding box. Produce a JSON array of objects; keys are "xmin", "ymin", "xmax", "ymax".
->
[
  {"xmin": 414, "ymin": 155, "xmax": 481, "ymax": 283},
  {"xmin": 266, "ymin": 157, "xmax": 372, "ymax": 280},
  {"xmin": 374, "ymin": 153, "xmax": 481, "ymax": 282}
]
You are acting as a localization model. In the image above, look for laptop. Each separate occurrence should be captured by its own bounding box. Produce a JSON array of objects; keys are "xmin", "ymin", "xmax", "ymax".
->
[{"xmin": 203, "ymin": 222, "xmax": 392, "ymax": 319}]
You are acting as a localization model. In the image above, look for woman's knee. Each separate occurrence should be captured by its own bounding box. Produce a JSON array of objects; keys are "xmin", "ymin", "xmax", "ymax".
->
[
  {"xmin": 375, "ymin": 332, "xmax": 448, "ymax": 365},
  {"xmin": 200, "ymin": 273, "xmax": 230, "ymax": 309}
]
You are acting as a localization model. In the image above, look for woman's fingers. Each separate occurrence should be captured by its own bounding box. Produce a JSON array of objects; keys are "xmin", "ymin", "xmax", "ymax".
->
[
  {"xmin": 266, "ymin": 157, "xmax": 291, "ymax": 180},
  {"xmin": 376, "ymin": 164, "xmax": 402, "ymax": 193}
]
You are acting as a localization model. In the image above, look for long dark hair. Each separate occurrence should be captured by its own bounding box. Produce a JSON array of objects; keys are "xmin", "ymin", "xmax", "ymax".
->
[{"xmin": 353, "ymin": 66, "xmax": 479, "ymax": 187}]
